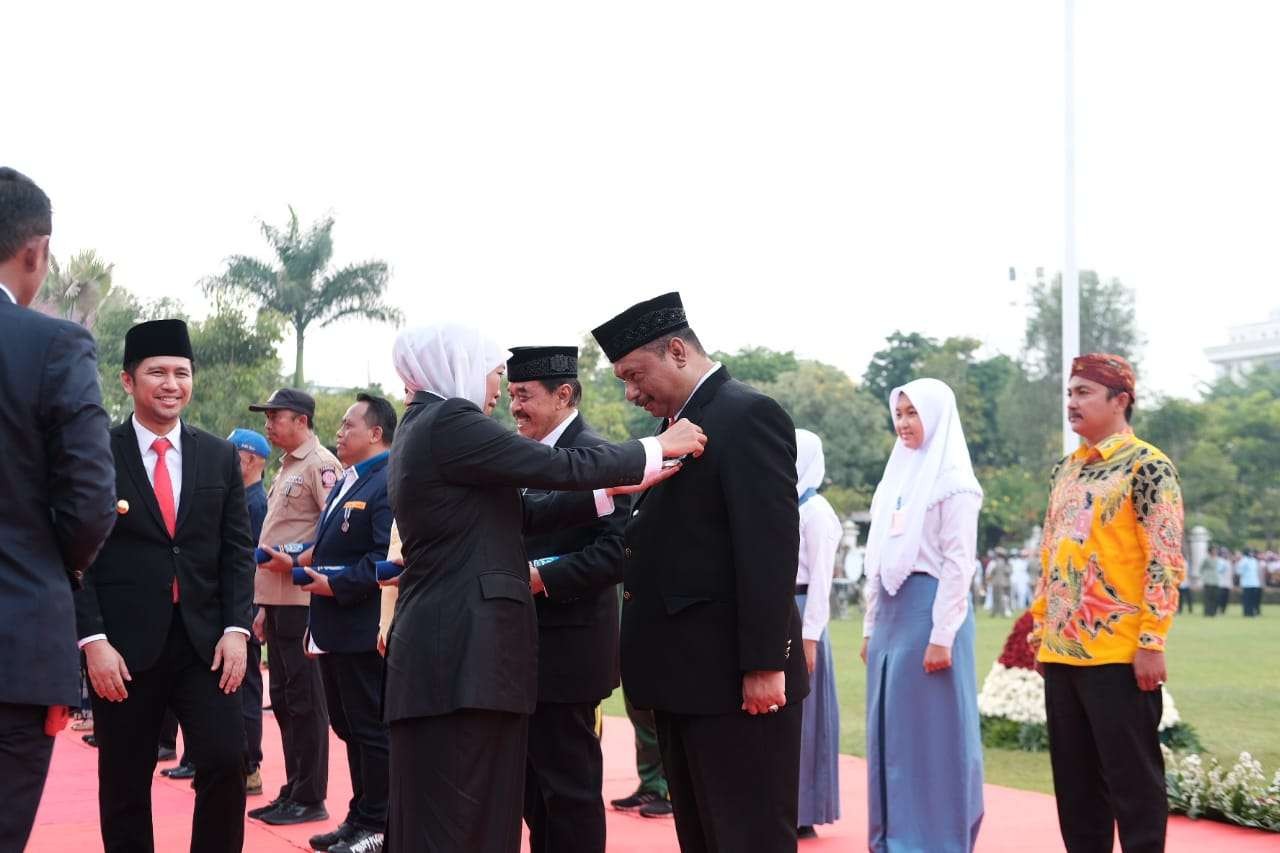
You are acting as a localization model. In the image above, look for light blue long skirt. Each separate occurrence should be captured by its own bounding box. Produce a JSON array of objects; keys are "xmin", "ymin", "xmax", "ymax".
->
[
  {"xmin": 795, "ymin": 593, "xmax": 841, "ymax": 827},
  {"xmin": 866, "ymin": 574, "xmax": 984, "ymax": 853}
]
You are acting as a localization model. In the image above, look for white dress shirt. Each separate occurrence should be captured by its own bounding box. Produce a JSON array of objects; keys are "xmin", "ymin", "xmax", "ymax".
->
[
  {"xmin": 862, "ymin": 491, "xmax": 981, "ymax": 648},
  {"xmin": 133, "ymin": 415, "xmax": 183, "ymax": 507},
  {"xmin": 79, "ymin": 416, "xmax": 250, "ymax": 647},
  {"xmin": 672, "ymin": 362, "xmax": 723, "ymax": 422},
  {"xmin": 0, "ymin": 281, "xmax": 16, "ymax": 304},
  {"xmin": 796, "ymin": 493, "xmax": 842, "ymax": 641}
]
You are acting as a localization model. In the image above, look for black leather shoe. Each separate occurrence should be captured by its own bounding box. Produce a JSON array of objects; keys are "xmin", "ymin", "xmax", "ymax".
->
[
  {"xmin": 260, "ymin": 801, "xmax": 329, "ymax": 826},
  {"xmin": 797, "ymin": 825, "xmax": 818, "ymax": 839},
  {"xmin": 247, "ymin": 796, "xmax": 288, "ymax": 820},
  {"xmin": 309, "ymin": 822, "xmax": 358, "ymax": 851},
  {"xmin": 161, "ymin": 762, "xmax": 195, "ymax": 780}
]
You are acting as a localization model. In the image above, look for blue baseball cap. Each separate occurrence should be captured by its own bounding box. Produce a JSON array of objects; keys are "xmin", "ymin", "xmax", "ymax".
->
[{"xmin": 227, "ymin": 428, "xmax": 271, "ymax": 459}]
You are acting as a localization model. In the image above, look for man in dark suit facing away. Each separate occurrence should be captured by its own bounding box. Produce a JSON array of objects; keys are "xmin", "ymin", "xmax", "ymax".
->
[
  {"xmin": 0, "ymin": 167, "xmax": 117, "ymax": 850},
  {"xmin": 76, "ymin": 319, "xmax": 255, "ymax": 853},
  {"xmin": 507, "ymin": 346, "xmax": 632, "ymax": 853},
  {"xmin": 592, "ymin": 292, "xmax": 808, "ymax": 853}
]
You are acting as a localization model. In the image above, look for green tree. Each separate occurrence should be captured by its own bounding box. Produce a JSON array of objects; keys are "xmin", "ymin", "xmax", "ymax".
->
[
  {"xmin": 862, "ymin": 331, "xmax": 938, "ymax": 407},
  {"xmin": 760, "ymin": 360, "xmax": 891, "ymax": 505},
  {"xmin": 713, "ymin": 346, "xmax": 798, "ymax": 385},
  {"xmin": 210, "ymin": 207, "xmax": 401, "ymax": 386},
  {"xmin": 1023, "ymin": 270, "xmax": 1143, "ymax": 380},
  {"xmin": 91, "ymin": 288, "xmax": 287, "ymax": 438}
]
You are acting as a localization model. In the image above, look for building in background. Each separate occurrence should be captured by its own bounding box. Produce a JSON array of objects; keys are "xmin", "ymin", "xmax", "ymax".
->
[{"xmin": 1205, "ymin": 308, "xmax": 1280, "ymax": 380}]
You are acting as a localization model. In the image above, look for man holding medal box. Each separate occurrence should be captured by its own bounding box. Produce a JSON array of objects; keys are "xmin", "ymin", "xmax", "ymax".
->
[{"xmin": 249, "ymin": 388, "xmax": 341, "ymax": 827}]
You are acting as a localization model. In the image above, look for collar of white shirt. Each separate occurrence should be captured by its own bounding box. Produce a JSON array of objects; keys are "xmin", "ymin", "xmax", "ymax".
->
[
  {"xmin": 539, "ymin": 409, "xmax": 580, "ymax": 448},
  {"xmin": 672, "ymin": 362, "xmax": 723, "ymax": 423},
  {"xmin": 133, "ymin": 414, "xmax": 183, "ymax": 459},
  {"xmin": 0, "ymin": 281, "xmax": 16, "ymax": 304}
]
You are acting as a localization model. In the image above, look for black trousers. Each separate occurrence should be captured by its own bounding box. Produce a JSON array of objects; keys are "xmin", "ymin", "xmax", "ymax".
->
[
  {"xmin": 319, "ymin": 651, "xmax": 389, "ymax": 831},
  {"xmin": 90, "ymin": 607, "xmax": 246, "ymax": 853},
  {"xmin": 242, "ymin": 624, "xmax": 264, "ymax": 768},
  {"xmin": 1044, "ymin": 663, "xmax": 1166, "ymax": 853},
  {"xmin": 0, "ymin": 703, "xmax": 55, "ymax": 853},
  {"xmin": 387, "ymin": 710, "xmax": 528, "ymax": 853},
  {"xmin": 160, "ymin": 622, "xmax": 264, "ymax": 769},
  {"xmin": 1242, "ymin": 587, "xmax": 1263, "ymax": 617},
  {"xmin": 1218, "ymin": 586, "xmax": 1230, "ymax": 614},
  {"xmin": 1177, "ymin": 587, "xmax": 1193, "ymax": 614},
  {"xmin": 523, "ymin": 701, "xmax": 604, "ymax": 853},
  {"xmin": 655, "ymin": 703, "xmax": 803, "ymax": 853},
  {"xmin": 1202, "ymin": 585, "xmax": 1218, "ymax": 616},
  {"xmin": 262, "ymin": 604, "xmax": 328, "ymax": 805}
]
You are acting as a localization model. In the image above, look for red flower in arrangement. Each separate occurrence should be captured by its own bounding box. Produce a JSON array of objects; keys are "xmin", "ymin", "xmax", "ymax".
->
[{"xmin": 998, "ymin": 611, "xmax": 1038, "ymax": 670}]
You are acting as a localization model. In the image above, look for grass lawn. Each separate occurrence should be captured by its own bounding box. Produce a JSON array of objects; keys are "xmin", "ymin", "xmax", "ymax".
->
[{"xmin": 602, "ymin": 607, "xmax": 1280, "ymax": 795}]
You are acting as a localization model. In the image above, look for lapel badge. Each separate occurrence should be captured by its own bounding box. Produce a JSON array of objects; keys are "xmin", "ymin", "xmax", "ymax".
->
[{"xmin": 116, "ymin": 499, "xmax": 130, "ymax": 515}]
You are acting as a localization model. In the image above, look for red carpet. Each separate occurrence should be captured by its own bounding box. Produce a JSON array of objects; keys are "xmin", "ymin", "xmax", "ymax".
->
[{"xmin": 30, "ymin": 710, "xmax": 1270, "ymax": 852}]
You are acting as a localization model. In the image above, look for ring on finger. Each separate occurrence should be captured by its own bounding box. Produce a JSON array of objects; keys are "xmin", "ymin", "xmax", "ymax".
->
[{"xmin": 768, "ymin": 704, "xmax": 780, "ymax": 713}]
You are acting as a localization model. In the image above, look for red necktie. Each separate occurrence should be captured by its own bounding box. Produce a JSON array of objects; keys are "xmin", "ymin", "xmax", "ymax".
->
[{"xmin": 152, "ymin": 437, "xmax": 179, "ymax": 601}]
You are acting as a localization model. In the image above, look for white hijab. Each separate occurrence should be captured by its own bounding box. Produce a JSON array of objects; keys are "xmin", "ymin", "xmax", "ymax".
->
[
  {"xmin": 795, "ymin": 428, "xmax": 825, "ymax": 498},
  {"xmin": 864, "ymin": 377, "xmax": 982, "ymax": 595},
  {"xmin": 391, "ymin": 323, "xmax": 508, "ymax": 411}
]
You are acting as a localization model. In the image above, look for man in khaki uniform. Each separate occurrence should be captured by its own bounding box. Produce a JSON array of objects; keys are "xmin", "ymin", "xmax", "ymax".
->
[{"xmin": 246, "ymin": 388, "xmax": 341, "ymax": 827}]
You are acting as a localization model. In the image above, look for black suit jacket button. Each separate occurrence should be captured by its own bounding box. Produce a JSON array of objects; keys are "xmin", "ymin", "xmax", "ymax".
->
[{"xmin": 172, "ymin": 546, "xmax": 181, "ymax": 555}]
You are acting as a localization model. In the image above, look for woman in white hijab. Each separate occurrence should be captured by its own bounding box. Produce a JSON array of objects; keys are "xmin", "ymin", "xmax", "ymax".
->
[
  {"xmin": 381, "ymin": 324, "xmax": 703, "ymax": 853},
  {"xmin": 792, "ymin": 429, "xmax": 842, "ymax": 838},
  {"xmin": 860, "ymin": 378, "xmax": 984, "ymax": 853}
]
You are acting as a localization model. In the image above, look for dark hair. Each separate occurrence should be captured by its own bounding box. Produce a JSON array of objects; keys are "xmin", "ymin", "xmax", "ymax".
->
[
  {"xmin": 0, "ymin": 168, "xmax": 52, "ymax": 265},
  {"xmin": 1105, "ymin": 387, "xmax": 1134, "ymax": 422},
  {"xmin": 536, "ymin": 378, "xmax": 582, "ymax": 406},
  {"xmin": 641, "ymin": 325, "xmax": 705, "ymax": 358},
  {"xmin": 356, "ymin": 393, "xmax": 397, "ymax": 445}
]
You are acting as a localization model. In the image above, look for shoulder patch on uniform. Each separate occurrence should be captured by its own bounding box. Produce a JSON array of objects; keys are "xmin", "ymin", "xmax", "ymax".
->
[{"xmin": 321, "ymin": 469, "xmax": 338, "ymax": 489}]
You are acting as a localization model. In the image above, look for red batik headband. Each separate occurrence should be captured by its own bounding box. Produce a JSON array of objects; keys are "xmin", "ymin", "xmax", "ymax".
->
[{"xmin": 1071, "ymin": 353, "xmax": 1136, "ymax": 402}]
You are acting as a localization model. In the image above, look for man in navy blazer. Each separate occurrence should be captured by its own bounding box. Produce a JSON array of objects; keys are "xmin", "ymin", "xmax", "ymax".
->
[
  {"xmin": 294, "ymin": 394, "xmax": 396, "ymax": 853},
  {"xmin": 0, "ymin": 167, "xmax": 117, "ymax": 849}
]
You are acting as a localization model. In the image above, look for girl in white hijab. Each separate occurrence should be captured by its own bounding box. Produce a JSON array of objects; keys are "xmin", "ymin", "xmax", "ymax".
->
[
  {"xmin": 860, "ymin": 378, "xmax": 985, "ymax": 853},
  {"xmin": 792, "ymin": 429, "xmax": 842, "ymax": 837}
]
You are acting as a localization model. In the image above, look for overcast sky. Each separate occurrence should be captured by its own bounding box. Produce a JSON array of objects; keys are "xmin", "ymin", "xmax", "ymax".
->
[{"xmin": 9, "ymin": 2, "xmax": 1278, "ymax": 401}]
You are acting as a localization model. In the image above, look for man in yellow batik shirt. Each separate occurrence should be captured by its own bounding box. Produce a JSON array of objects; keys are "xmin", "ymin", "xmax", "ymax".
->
[{"xmin": 1029, "ymin": 353, "xmax": 1185, "ymax": 853}]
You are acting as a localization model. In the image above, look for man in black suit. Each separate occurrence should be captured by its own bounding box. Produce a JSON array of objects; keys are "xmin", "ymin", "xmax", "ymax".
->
[
  {"xmin": 76, "ymin": 319, "xmax": 254, "ymax": 853},
  {"xmin": 288, "ymin": 394, "xmax": 396, "ymax": 853},
  {"xmin": 592, "ymin": 293, "xmax": 808, "ymax": 853},
  {"xmin": 0, "ymin": 167, "xmax": 117, "ymax": 849},
  {"xmin": 506, "ymin": 346, "xmax": 631, "ymax": 853}
]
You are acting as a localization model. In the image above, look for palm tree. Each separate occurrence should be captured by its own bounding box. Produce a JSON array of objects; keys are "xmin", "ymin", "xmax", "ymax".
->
[
  {"xmin": 212, "ymin": 207, "xmax": 400, "ymax": 385},
  {"xmin": 36, "ymin": 250, "xmax": 115, "ymax": 328}
]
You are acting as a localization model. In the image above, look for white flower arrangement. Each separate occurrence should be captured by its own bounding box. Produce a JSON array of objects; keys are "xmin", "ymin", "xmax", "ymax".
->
[{"xmin": 1164, "ymin": 747, "xmax": 1280, "ymax": 832}]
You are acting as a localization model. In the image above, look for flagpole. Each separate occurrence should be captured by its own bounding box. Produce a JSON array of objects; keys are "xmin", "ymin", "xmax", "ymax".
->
[{"xmin": 1062, "ymin": 0, "xmax": 1080, "ymax": 457}]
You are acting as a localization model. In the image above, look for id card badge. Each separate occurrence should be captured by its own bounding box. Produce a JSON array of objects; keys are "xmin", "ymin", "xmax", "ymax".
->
[
  {"xmin": 889, "ymin": 510, "xmax": 907, "ymax": 536},
  {"xmin": 1072, "ymin": 493, "xmax": 1095, "ymax": 540}
]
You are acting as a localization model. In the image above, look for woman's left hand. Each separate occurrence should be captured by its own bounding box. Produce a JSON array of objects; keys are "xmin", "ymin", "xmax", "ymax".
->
[{"xmin": 923, "ymin": 643, "xmax": 952, "ymax": 673}]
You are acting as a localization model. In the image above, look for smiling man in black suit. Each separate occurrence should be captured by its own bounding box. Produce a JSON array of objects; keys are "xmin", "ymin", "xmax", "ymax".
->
[{"xmin": 76, "ymin": 319, "xmax": 255, "ymax": 853}]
